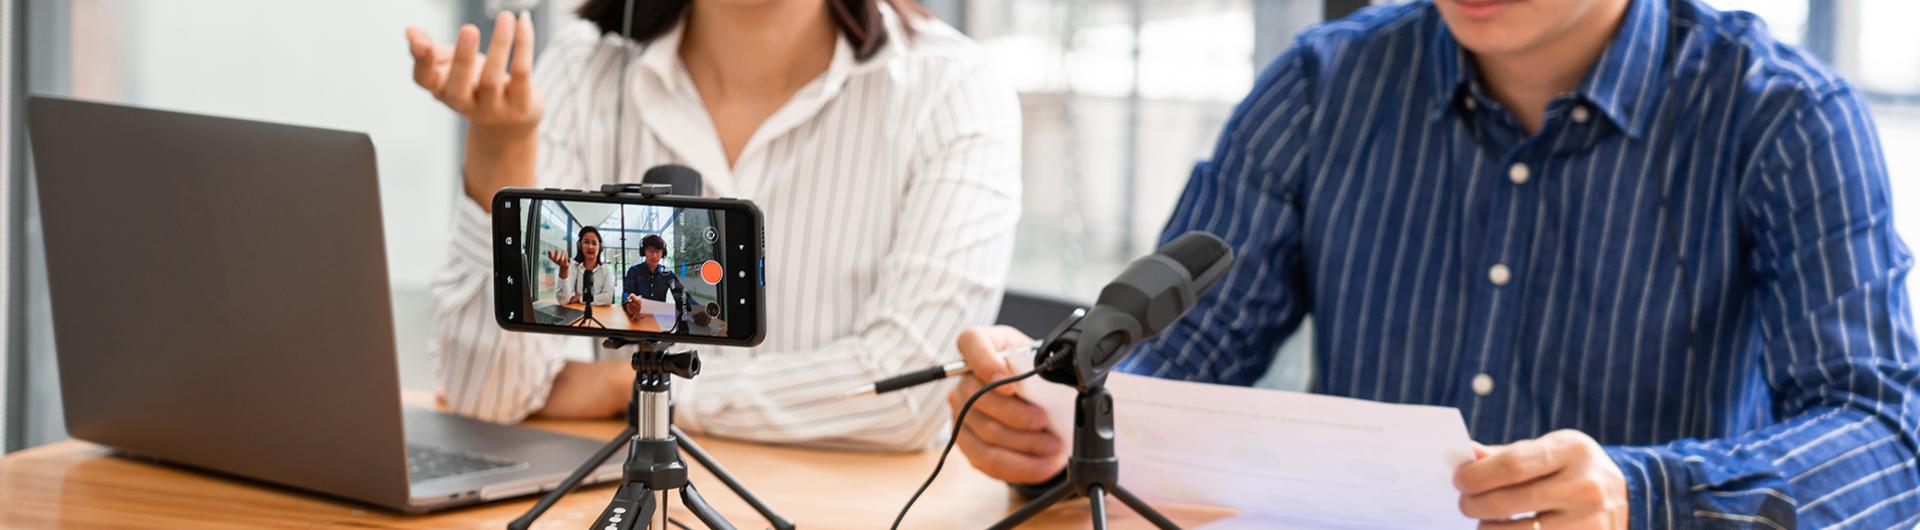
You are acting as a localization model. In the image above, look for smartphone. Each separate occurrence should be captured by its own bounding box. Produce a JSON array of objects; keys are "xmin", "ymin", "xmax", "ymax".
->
[{"xmin": 492, "ymin": 188, "xmax": 765, "ymax": 346}]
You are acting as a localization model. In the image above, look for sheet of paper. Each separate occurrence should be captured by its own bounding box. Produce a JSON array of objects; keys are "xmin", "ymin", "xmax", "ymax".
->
[
  {"xmin": 632, "ymin": 294, "xmax": 678, "ymax": 324},
  {"xmin": 1011, "ymin": 357, "xmax": 1477, "ymax": 529}
]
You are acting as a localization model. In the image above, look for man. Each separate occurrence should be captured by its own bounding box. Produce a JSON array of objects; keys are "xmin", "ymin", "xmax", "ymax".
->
[
  {"xmin": 623, "ymin": 234, "xmax": 692, "ymax": 332},
  {"xmin": 951, "ymin": 0, "xmax": 1920, "ymax": 528}
]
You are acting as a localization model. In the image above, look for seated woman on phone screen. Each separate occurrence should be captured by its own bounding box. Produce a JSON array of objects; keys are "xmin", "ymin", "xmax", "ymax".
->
[{"xmin": 552, "ymin": 225, "xmax": 616, "ymax": 306}]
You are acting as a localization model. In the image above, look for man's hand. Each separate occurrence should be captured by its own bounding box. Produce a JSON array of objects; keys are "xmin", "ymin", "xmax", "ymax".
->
[
  {"xmin": 947, "ymin": 326, "xmax": 1066, "ymax": 485},
  {"xmin": 1454, "ymin": 430, "xmax": 1629, "ymax": 530},
  {"xmin": 546, "ymin": 249, "xmax": 570, "ymax": 277},
  {"xmin": 623, "ymin": 294, "xmax": 643, "ymax": 319}
]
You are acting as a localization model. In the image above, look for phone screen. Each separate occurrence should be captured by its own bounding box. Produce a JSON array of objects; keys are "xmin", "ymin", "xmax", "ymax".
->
[{"xmin": 493, "ymin": 191, "xmax": 763, "ymax": 345}]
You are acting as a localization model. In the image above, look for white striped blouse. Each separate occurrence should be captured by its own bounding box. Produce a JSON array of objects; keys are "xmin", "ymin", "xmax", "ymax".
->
[{"xmin": 428, "ymin": 7, "xmax": 1022, "ymax": 451}]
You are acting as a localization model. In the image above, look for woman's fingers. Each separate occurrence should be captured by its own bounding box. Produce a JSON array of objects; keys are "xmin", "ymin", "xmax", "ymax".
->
[
  {"xmin": 405, "ymin": 27, "xmax": 444, "ymax": 91},
  {"xmin": 506, "ymin": 11, "xmax": 536, "ymax": 103},
  {"xmin": 475, "ymin": 11, "xmax": 516, "ymax": 100},
  {"xmin": 439, "ymin": 24, "xmax": 483, "ymax": 110}
]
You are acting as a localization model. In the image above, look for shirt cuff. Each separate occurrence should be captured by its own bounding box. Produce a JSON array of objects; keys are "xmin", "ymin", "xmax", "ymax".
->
[
  {"xmin": 1604, "ymin": 446, "xmax": 1687, "ymax": 530},
  {"xmin": 669, "ymin": 346, "xmax": 745, "ymax": 436}
]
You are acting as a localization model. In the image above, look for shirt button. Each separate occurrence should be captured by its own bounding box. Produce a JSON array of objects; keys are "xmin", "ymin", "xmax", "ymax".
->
[
  {"xmin": 1571, "ymin": 105, "xmax": 1592, "ymax": 124},
  {"xmin": 1464, "ymin": 97, "xmax": 1477, "ymax": 111},
  {"xmin": 1472, "ymin": 374, "xmax": 1495, "ymax": 396},
  {"xmin": 1508, "ymin": 162, "xmax": 1531, "ymax": 185},
  {"xmin": 1488, "ymin": 263, "xmax": 1512, "ymax": 286}
]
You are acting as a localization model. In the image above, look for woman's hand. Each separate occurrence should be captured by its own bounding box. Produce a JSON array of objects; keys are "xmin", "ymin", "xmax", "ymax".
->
[
  {"xmin": 546, "ymin": 249, "xmax": 571, "ymax": 278},
  {"xmin": 405, "ymin": 11, "xmax": 542, "ymax": 211}
]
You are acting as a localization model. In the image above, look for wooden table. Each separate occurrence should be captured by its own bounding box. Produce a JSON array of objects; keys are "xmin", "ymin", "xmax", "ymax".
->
[
  {"xmin": 0, "ymin": 400, "xmax": 1233, "ymax": 529},
  {"xmin": 560, "ymin": 302, "xmax": 664, "ymax": 332}
]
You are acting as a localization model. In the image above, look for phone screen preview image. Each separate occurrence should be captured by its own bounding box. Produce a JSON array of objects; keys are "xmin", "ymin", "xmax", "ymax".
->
[{"xmin": 496, "ymin": 195, "xmax": 753, "ymax": 342}]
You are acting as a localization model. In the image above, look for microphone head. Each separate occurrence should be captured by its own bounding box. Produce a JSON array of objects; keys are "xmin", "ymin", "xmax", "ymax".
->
[
  {"xmin": 1158, "ymin": 231, "xmax": 1232, "ymax": 290},
  {"xmin": 642, "ymin": 164, "xmax": 704, "ymax": 196},
  {"xmin": 1092, "ymin": 232, "xmax": 1234, "ymax": 339},
  {"xmin": 1039, "ymin": 231, "xmax": 1233, "ymax": 387}
]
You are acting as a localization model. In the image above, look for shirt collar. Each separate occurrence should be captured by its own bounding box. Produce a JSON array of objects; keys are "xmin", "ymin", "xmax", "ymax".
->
[
  {"xmin": 1571, "ymin": 0, "xmax": 1667, "ymax": 137},
  {"xmin": 1426, "ymin": 0, "xmax": 1669, "ymax": 137},
  {"xmin": 634, "ymin": 18, "xmax": 687, "ymax": 94}
]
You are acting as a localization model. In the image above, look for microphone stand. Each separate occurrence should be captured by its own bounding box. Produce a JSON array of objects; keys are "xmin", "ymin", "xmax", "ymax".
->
[
  {"xmin": 507, "ymin": 338, "xmax": 792, "ymax": 530},
  {"xmin": 569, "ymin": 264, "xmax": 608, "ymax": 329},
  {"xmin": 987, "ymin": 312, "xmax": 1179, "ymax": 530}
]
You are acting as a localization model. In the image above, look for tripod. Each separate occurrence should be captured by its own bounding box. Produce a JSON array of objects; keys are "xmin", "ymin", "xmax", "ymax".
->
[
  {"xmin": 567, "ymin": 302, "xmax": 608, "ymax": 329},
  {"xmin": 508, "ymin": 339, "xmax": 792, "ymax": 530},
  {"xmin": 986, "ymin": 377, "xmax": 1179, "ymax": 530}
]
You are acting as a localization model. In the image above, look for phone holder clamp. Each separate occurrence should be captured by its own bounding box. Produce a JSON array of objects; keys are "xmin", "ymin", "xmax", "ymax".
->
[{"xmin": 600, "ymin": 183, "xmax": 674, "ymax": 198}]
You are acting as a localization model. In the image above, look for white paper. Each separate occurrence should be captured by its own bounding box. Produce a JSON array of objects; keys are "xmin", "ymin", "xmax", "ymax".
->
[
  {"xmin": 630, "ymin": 293, "xmax": 678, "ymax": 325},
  {"xmin": 1012, "ymin": 358, "xmax": 1478, "ymax": 529}
]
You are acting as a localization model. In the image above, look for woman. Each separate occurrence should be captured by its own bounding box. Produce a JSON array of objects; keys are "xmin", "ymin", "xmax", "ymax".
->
[
  {"xmin": 550, "ymin": 225, "xmax": 615, "ymax": 306},
  {"xmin": 407, "ymin": 0, "xmax": 1020, "ymax": 451}
]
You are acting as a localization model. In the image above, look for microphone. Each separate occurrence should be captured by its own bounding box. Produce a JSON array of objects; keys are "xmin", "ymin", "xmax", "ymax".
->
[
  {"xmin": 846, "ymin": 232, "xmax": 1234, "ymax": 398},
  {"xmin": 581, "ymin": 259, "xmax": 595, "ymax": 305},
  {"xmin": 1035, "ymin": 231, "xmax": 1233, "ymax": 389},
  {"xmin": 886, "ymin": 232, "xmax": 1232, "ymax": 530},
  {"xmin": 642, "ymin": 164, "xmax": 703, "ymax": 196}
]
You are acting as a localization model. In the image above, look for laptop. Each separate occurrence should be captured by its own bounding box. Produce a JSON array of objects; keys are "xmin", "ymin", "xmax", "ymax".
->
[{"xmin": 25, "ymin": 96, "xmax": 622, "ymax": 512}]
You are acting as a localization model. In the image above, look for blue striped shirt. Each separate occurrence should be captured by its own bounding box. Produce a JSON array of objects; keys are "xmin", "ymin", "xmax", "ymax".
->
[{"xmin": 1119, "ymin": 0, "xmax": 1920, "ymax": 527}]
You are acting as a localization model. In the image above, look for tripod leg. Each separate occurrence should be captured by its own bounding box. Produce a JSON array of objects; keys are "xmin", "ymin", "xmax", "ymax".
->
[
  {"xmin": 508, "ymin": 426, "xmax": 636, "ymax": 530},
  {"xmin": 678, "ymin": 484, "xmax": 737, "ymax": 530},
  {"xmin": 672, "ymin": 426, "xmax": 793, "ymax": 530},
  {"xmin": 1087, "ymin": 485, "xmax": 1109, "ymax": 530},
  {"xmin": 1109, "ymin": 483, "xmax": 1181, "ymax": 530},
  {"xmin": 987, "ymin": 481, "xmax": 1073, "ymax": 530}
]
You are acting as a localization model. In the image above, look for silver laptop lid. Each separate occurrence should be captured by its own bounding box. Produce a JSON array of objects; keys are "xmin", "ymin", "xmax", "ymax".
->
[{"xmin": 26, "ymin": 96, "xmax": 411, "ymax": 507}]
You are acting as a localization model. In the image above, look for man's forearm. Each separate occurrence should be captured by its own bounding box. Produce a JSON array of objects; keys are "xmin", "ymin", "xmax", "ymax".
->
[{"xmin": 1605, "ymin": 407, "xmax": 1920, "ymax": 529}]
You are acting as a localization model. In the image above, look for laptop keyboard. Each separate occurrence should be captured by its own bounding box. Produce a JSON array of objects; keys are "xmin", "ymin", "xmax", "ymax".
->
[
  {"xmin": 535, "ymin": 304, "xmax": 584, "ymax": 324},
  {"xmin": 406, "ymin": 444, "xmax": 522, "ymax": 483}
]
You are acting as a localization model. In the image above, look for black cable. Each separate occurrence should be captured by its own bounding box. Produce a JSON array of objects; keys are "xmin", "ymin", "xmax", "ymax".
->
[
  {"xmin": 667, "ymin": 517, "xmax": 694, "ymax": 530},
  {"xmin": 890, "ymin": 362, "xmax": 1053, "ymax": 530}
]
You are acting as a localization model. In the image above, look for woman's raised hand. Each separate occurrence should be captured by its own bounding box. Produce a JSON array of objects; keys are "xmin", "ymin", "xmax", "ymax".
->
[
  {"xmin": 546, "ymin": 249, "xmax": 571, "ymax": 277},
  {"xmin": 406, "ymin": 11, "xmax": 541, "ymax": 132},
  {"xmin": 405, "ymin": 11, "xmax": 543, "ymax": 210}
]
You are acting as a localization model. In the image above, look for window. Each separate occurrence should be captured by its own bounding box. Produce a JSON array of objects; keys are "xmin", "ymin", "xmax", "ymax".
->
[{"xmin": 966, "ymin": 0, "xmax": 1259, "ymax": 299}]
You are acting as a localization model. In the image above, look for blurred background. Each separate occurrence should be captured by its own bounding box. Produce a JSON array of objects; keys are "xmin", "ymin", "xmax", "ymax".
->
[{"xmin": 3, "ymin": 0, "xmax": 1916, "ymax": 452}]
